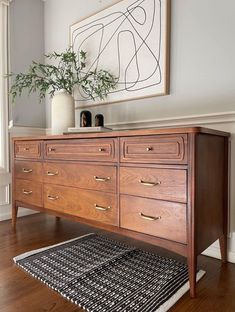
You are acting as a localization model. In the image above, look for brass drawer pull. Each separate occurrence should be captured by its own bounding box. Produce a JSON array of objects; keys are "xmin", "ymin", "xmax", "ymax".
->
[
  {"xmin": 94, "ymin": 204, "xmax": 111, "ymax": 211},
  {"xmin": 48, "ymin": 147, "xmax": 56, "ymax": 152},
  {"xmin": 146, "ymin": 146, "xmax": 153, "ymax": 151},
  {"xmin": 139, "ymin": 180, "xmax": 161, "ymax": 187},
  {"xmin": 98, "ymin": 148, "xmax": 105, "ymax": 152},
  {"xmin": 23, "ymin": 147, "xmax": 30, "ymax": 151},
  {"xmin": 139, "ymin": 212, "xmax": 161, "ymax": 221},
  {"xmin": 22, "ymin": 168, "xmax": 33, "ymax": 173},
  {"xmin": 94, "ymin": 176, "xmax": 110, "ymax": 182},
  {"xmin": 47, "ymin": 171, "xmax": 58, "ymax": 176},
  {"xmin": 22, "ymin": 189, "xmax": 32, "ymax": 195},
  {"xmin": 47, "ymin": 195, "xmax": 59, "ymax": 201}
]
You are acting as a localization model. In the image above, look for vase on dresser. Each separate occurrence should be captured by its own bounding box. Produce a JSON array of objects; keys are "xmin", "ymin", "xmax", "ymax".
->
[{"xmin": 51, "ymin": 89, "xmax": 75, "ymax": 134}]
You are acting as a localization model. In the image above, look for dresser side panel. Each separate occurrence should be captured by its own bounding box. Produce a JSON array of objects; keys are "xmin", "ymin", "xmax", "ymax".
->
[{"xmin": 196, "ymin": 134, "xmax": 226, "ymax": 254}]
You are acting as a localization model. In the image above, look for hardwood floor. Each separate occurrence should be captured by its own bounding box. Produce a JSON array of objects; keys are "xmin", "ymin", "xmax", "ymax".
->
[{"xmin": 0, "ymin": 213, "xmax": 235, "ymax": 312}]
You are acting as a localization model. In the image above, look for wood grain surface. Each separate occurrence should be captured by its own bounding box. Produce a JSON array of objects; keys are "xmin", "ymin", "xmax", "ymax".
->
[
  {"xmin": 15, "ymin": 179, "xmax": 43, "ymax": 207},
  {"xmin": 43, "ymin": 162, "xmax": 117, "ymax": 193},
  {"xmin": 44, "ymin": 138, "xmax": 118, "ymax": 162},
  {"xmin": 44, "ymin": 184, "xmax": 117, "ymax": 226},
  {"xmin": 120, "ymin": 195, "xmax": 187, "ymax": 243},
  {"xmin": 120, "ymin": 166, "xmax": 187, "ymax": 203},
  {"xmin": 15, "ymin": 161, "xmax": 43, "ymax": 182},
  {"xmin": 14, "ymin": 141, "xmax": 42, "ymax": 159},
  {"xmin": 120, "ymin": 134, "xmax": 187, "ymax": 164}
]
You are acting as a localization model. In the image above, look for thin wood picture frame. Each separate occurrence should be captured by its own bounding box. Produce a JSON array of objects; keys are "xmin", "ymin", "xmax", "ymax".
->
[{"xmin": 70, "ymin": 0, "xmax": 171, "ymax": 108}]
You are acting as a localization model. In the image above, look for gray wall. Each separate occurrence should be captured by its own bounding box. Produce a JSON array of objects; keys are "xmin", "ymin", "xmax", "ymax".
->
[
  {"xmin": 44, "ymin": 0, "xmax": 235, "ymax": 128},
  {"xmin": 9, "ymin": 0, "xmax": 46, "ymax": 128}
]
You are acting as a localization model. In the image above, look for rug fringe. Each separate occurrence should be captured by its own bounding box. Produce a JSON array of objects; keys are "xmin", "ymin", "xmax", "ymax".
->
[{"xmin": 155, "ymin": 270, "xmax": 206, "ymax": 312}]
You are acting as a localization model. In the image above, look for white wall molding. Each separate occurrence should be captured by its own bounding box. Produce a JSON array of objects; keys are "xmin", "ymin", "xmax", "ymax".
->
[
  {"xmin": 106, "ymin": 111, "xmax": 235, "ymax": 130},
  {"xmin": 202, "ymin": 238, "xmax": 235, "ymax": 264},
  {"xmin": 9, "ymin": 126, "xmax": 47, "ymax": 136},
  {"xmin": 202, "ymin": 246, "xmax": 235, "ymax": 264},
  {"xmin": 0, "ymin": 0, "xmax": 12, "ymax": 5},
  {"xmin": 0, "ymin": 207, "xmax": 37, "ymax": 222},
  {"xmin": 46, "ymin": 111, "xmax": 235, "ymax": 135}
]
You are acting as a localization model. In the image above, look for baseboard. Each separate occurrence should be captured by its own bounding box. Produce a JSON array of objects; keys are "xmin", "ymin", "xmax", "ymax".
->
[
  {"xmin": 0, "ymin": 207, "xmax": 38, "ymax": 222},
  {"xmin": 202, "ymin": 245, "xmax": 235, "ymax": 264}
]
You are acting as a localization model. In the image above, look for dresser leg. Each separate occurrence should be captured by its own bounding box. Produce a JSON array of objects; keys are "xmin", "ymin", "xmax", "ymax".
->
[
  {"xmin": 219, "ymin": 234, "xmax": 228, "ymax": 263},
  {"xmin": 187, "ymin": 255, "xmax": 197, "ymax": 298},
  {"xmin": 12, "ymin": 204, "xmax": 18, "ymax": 230}
]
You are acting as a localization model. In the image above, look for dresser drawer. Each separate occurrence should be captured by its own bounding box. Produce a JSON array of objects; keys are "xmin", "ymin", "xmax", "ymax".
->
[
  {"xmin": 43, "ymin": 162, "xmax": 116, "ymax": 193},
  {"xmin": 44, "ymin": 138, "xmax": 117, "ymax": 162},
  {"xmin": 15, "ymin": 179, "xmax": 43, "ymax": 207},
  {"xmin": 44, "ymin": 184, "xmax": 117, "ymax": 225},
  {"xmin": 120, "ymin": 135, "xmax": 187, "ymax": 164},
  {"xmin": 14, "ymin": 141, "xmax": 42, "ymax": 159},
  {"xmin": 15, "ymin": 161, "xmax": 42, "ymax": 182},
  {"xmin": 120, "ymin": 167, "xmax": 187, "ymax": 203},
  {"xmin": 120, "ymin": 195, "xmax": 186, "ymax": 243}
]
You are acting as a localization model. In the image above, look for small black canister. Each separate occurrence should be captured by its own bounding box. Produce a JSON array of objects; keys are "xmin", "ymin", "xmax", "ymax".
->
[
  {"xmin": 80, "ymin": 110, "xmax": 92, "ymax": 127},
  {"xmin": 95, "ymin": 114, "xmax": 104, "ymax": 127}
]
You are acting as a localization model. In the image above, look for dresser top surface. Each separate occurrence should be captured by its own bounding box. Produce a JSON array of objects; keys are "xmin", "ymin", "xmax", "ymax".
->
[{"xmin": 12, "ymin": 126, "xmax": 230, "ymax": 141}]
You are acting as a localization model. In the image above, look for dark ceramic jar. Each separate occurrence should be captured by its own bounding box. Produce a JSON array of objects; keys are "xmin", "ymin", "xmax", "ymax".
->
[
  {"xmin": 95, "ymin": 114, "xmax": 104, "ymax": 127},
  {"xmin": 80, "ymin": 110, "xmax": 92, "ymax": 127}
]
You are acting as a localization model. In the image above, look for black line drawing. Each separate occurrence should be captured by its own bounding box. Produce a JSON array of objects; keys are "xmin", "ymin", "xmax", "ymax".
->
[{"xmin": 71, "ymin": 0, "xmax": 167, "ymax": 104}]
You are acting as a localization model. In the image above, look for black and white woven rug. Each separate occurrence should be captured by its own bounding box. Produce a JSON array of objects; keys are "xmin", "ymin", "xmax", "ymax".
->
[{"xmin": 14, "ymin": 233, "xmax": 205, "ymax": 312}]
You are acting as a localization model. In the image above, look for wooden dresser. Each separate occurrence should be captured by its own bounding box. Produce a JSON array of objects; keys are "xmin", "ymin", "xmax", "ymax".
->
[{"xmin": 12, "ymin": 127, "xmax": 229, "ymax": 297}]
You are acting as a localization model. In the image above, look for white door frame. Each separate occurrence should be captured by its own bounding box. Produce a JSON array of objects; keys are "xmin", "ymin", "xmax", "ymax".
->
[{"xmin": 0, "ymin": 0, "xmax": 11, "ymax": 220}]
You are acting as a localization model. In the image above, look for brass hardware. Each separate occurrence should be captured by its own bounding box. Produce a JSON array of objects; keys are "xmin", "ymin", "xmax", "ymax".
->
[
  {"xmin": 23, "ymin": 147, "xmax": 30, "ymax": 151},
  {"xmin": 47, "ymin": 171, "xmax": 58, "ymax": 176},
  {"xmin": 98, "ymin": 148, "xmax": 105, "ymax": 152},
  {"xmin": 94, "ymin": 176, "xmax": 110, "ymax": 182},
  {"xmin": 22, "ymin": 189, "xmax": 32, "ymax": 195},
  {"xmin": 94, "ymin": 204, "xmax": 111, "ymax": 211},
  {"xmin": 139, "ymin": 180, "xmax": 161, "ymax": 187},
  {"xmin": 139, "ymin": 212, "xmax": 161, "ymax": 221},
  {"xmin": 22, "ymin": 168, "xmax": 33, "ymax": 173},
  {"xmin": 47, "ymin": 195, "xmax": 59, "ymax": 201},
  {"xmin": 146, "ymin": 147, "xmax": 153, "ymax": 151},
  {"xmin": 48, "ymin": 147, "xmax": 56, "ymax": 152}
]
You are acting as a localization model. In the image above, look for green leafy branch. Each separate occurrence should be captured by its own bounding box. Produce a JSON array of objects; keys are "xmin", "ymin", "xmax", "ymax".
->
[{"xmin": 8, "ymin": 48, "xmax": 117, "ymax": 102}]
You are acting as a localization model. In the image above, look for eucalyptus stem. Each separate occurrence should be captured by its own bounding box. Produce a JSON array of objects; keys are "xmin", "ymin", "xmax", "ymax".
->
[{"xmin": 8, "ymin": 48, "xmax": 117, "ymax": 103}]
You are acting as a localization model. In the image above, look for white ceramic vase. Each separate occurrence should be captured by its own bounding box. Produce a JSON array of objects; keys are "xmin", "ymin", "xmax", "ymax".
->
[{"xmin": 51, "ymin": 89, "xmax": 75, "ymax": 134}]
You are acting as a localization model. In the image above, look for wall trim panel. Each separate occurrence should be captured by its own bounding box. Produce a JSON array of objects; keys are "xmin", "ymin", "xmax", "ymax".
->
[{"xmin": 106, "ymin": 111, "xmax": 235, "ymax": 130}]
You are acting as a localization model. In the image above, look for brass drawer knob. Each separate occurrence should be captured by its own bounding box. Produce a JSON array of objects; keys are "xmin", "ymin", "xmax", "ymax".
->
[
  {"xmin": 46, "ymin": 171, "xmax": 58, "ymax": 176},
  {"xmin": 94, "ymin": 176, "xmax": 110, "ymax": 182},
  {"xmin": 139, "ymin": 212, "xmax": 161, "ymax": 221},
  {"xmin": 94, "ymin": 204, "xmax": 111, "ymax": 211},
  {"xmin": 23, "ymin": 147, "xmax": 30, "ymax": 151},
  {"xmin": 146, "ymin": 147, "xmax": 153, "ymax": 151},
  {"xmin": 47, "ymin": 195, "xmax": 59, "ymax": 201},
  {"xmin": 22, "ymin": 189, "xmax": 33, "ymax": 195},
  {"xmin": 139, "ymin": 180, "xmax": 161, "ymax": 187},
  {"xmin": 98, "ymin": 148, "xmax": 105, "ymax": 152},
  {"xmin": 48, "ymin": 147, "xmax": 56, "ymax": 152},
  {"xmin": 22, "ymin": 168, "xmax": 33, "ymax": 173}
]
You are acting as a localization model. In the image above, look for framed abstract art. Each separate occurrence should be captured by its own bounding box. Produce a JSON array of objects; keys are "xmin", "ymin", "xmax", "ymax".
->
[{"xmin": 70, "ymin": 0, "xmax": 171, "ymax": 107}]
